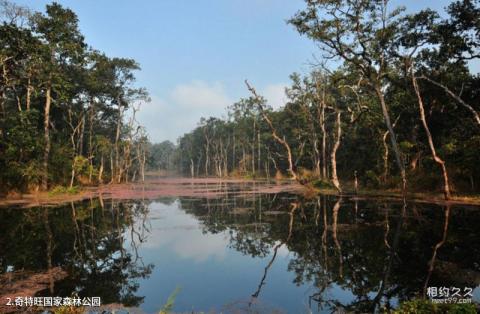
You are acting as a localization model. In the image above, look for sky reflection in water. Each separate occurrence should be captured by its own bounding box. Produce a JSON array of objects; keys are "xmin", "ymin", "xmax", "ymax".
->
[{"xmin": 1, "ymin": 192, "xmax": 479, "ymax": 313}]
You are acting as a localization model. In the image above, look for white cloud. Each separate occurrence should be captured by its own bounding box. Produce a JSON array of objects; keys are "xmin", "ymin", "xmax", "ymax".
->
[
  {"xmin": 140, "ymin": 201, "xmax": 228, "ymax": 263},
  {"xmin": 262, "ymin": 83, "xmax": 288, "ymax": 110},
  {"xmin": 136, "ymin": 81, "xmax": 231, "ymax": 143},
  {"xmin": 134, "ymin": 81, "xmax": 288, "ymax": 143},
  {"xmin": 171, "ymin": 80, "xmax": 231, "ymax": 109},
  {"xmin": 135, "ymin": 96, "xmax": 174, "ymax": 142}
]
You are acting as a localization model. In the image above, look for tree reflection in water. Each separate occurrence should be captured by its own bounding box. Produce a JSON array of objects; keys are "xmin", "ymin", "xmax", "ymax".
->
[
  {"xmin": 180, "ymin": 192, "xmax": 480, "ymax": 313},
  {"xmin": 1, "ymin": 192, "xmax": 479, "ymax": 312},
  {"xmin": 423, "ymin": 205, "xmax": 451, "ymax": 296},
  {"xmin": 250, "ymin": 202, "xmax": 298, "ymax": 303},
  {"xmin": 0, "ymin": 198, "xmax": 154, "ymax": 307}
]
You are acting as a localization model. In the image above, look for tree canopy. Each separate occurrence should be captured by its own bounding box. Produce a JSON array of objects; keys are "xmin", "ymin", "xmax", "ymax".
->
[{"xmin": 0, "ymin": 1, "xmax": 150, "ymax": 193}]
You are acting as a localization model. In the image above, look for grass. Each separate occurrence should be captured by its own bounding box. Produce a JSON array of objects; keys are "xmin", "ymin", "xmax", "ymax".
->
[
  {"xmin": 307, "ymin": 180, "xmax": 480, "ymax": 205},
  {"xmin": 158, "ymin": 286, "xmax": 181, "ymax": 314},
  {"xmin": 52, "ymin": 307, "xmax": 83, "ymax": 314},
  {"xmin": 48, "ymin": 185, "xmax": 80, "ymax": 196},
  {"xmin": 311, "ymin": 179, "xmax": 334, "ymax": 189},
  {"xmin": 392, "ymin": 299, "xmax": 477, "ymax": 313}
]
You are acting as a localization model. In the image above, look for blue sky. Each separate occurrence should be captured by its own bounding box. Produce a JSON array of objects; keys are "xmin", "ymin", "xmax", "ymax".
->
[{"xmin": 19, "ymin": 0, "xmax": 458, "ymax": 143}]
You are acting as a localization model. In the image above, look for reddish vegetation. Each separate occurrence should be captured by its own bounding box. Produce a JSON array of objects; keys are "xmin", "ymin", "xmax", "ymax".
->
[{"xmin": 0, "ymin": 177, "xmax": 303, "ymax": 208}]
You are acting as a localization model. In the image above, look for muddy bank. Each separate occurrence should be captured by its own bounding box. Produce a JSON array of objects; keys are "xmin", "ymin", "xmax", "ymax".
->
[
  {"xmin": 1, "ymin": 177, "xmax": 480, "ymax": 208},
  {"xmin": 0, "ymin": 177, "xmax": 304, "ymax": 208}
]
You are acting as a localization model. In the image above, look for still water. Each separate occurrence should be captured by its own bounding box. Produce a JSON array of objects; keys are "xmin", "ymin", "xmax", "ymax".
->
[{"xmin": 1, "ymin": 190, "xmax": 479, "ymax": 313}]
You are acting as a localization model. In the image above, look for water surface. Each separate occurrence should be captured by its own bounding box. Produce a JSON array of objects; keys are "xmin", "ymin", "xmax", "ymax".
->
[{"xmin": 1, "ymin": 189, "xmax": 479, "ymax": 313}]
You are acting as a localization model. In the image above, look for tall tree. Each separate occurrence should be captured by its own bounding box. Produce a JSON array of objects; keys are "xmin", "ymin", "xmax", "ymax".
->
[
  {"xmin": 32, "ymin": 2, "xmax": 86, "ymax": 189},
  {"xmin": 289, "ymin": 0, "xmax": 408, "ymax": 194}
]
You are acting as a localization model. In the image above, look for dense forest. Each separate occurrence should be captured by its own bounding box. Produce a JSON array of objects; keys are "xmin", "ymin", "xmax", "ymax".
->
[
  {"xmin": 1, "ymin": 0, "xmax": 480, "ymax": 200},
  {"xmin": 0, "ymin": 1, "xmax": 150, "ymax": 193},
  {"xmin": 170, "ymin": 0, "xmax": 480, "ymax": 199}
]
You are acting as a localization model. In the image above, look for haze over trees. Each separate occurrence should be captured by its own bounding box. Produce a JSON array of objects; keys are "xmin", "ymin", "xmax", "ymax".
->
[
  {"xmin": 173, "ymin": 0, "xmax": 480, "ymax": 199},
  {"xmin": 0, "ymin": 1, "xmax": 150, "ymax": 193}
]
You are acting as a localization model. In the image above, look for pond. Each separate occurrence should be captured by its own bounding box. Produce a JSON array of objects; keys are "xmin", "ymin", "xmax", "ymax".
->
[{"xmin": 1, "ymin": 185, "xmax": 480, "ymax": 313}]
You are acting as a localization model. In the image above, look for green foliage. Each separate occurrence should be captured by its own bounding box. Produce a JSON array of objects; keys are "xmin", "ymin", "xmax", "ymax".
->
[
  {"xmin": 159, "ymin": 286, "xmax": 181, "ymax": 314},
  {"xmin": 73, "ymin": 156, "xmax": 89, "ymax": 177},
  {"xmin": 148, "ymin": 140, "xmax": 176, "ymax": 171},
  {"xmin": 48, "ymin": 185, "xmax": 80, "ymax": 196},
  {"xmin": 52, "ymin": 306, "xmax": 83, "ymax": 314},
  {"xmin": 171, "ymin": 0, "xmax": 480, "ymax": 197},
  {"xmin": 393, "ymin": 299, "xmax": 436, "ymax": 313},
  {"xmin": 364, "ymin": 170, "xmax": 381, "ymax": 189},
  {"xmin": 312, "ymin": 179, "xmax": 333, "ymax": 189},
  {"xmin": 0, "ymin": 1, "xmax": 150, "ymax": 192},
  {"xmin": 399, "ymin": 141, "xmax": 415, "ymax": 152},
  {"xmin": 1, "ymin": 0, "xmax": 480, "ymax": 198},
  {"xmin": 392, "ymin": 299, "xmax": 477, "ymax": 314}
]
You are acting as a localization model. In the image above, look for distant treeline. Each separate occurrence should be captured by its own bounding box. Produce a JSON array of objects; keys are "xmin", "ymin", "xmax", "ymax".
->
[
  {"xmin": 0, "ymin": 1, "xmax": 150, "ymax": 193},
  {"xmin": 169, "ymin": 0, "xmax": 480, "ymax": 198}
]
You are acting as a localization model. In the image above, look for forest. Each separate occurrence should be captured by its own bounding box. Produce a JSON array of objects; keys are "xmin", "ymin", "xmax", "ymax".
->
[
  {"xmin": 171, "ymin": 0, "xmax": 480, "ymax": 199},
  {"xmin": 0, "ymin": 1, "xmax": 150, "ymax": 194},
  {"xmin": 1, "ymin": 0, "xmax": 480, "ymax": 201},
  {"xmin": 1, "ymin": 1, "xmax": 480, "ymax": 313}
]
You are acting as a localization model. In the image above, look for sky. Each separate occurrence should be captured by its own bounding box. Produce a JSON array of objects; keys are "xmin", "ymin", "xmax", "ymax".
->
[{"xmin": 18, "ymin": 0, "xmax": 459, "ymax": 143}]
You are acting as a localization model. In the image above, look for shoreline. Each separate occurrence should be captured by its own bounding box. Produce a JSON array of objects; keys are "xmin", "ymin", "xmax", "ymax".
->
[{"xmin": 1, "ymin": 177, "xmax": 480, "ymax": 208}]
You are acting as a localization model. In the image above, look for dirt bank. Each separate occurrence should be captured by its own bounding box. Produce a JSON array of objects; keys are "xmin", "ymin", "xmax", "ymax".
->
[
  {"xmin": 0, "ymin": 177, "xmax": 304, "ymax": 208},
  {"xmin": 1, "ymin": 177, "xmax": 480, "ymax": 208}
]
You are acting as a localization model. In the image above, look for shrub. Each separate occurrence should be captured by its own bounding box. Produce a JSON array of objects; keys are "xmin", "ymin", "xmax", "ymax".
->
[
  {"xmin": 393, "ymin": 299, "xmax": 477, "ymax": 314},
  {"xmin": 364, "ymin": 170, "xmax": 380, "ymax": 188},
  {"xmin": 312, "ymin": 179, "xmax": 333, "ymax": 189},
  {"xmin": 48, "ymin": 185, "xmax": 80, "ymax": 196}
]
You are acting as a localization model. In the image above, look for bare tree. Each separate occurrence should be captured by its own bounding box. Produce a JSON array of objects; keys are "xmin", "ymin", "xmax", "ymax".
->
[
  {"xmin": 330, "ymin": 111, "xmax": 342, "ymax": 192},
  {"xmin": 290, "ymin": 0, "xmax": 408, "ymax": 194},
  {"xmin": 245, "ymin": 80, "xmax": 299, "ymax": 182},
  {"xmin": 418, "ymin": 75, "xmax": 480, "ymax": 127},
  {"xmin": 411, "ymin": 63, "xmax": 451, "ymax": 199}
]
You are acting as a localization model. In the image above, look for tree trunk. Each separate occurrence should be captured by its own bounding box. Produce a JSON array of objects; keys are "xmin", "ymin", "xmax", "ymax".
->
[
  {"xmin": 196, "ymin": 157, "xmax": 201, "ymax": 177},
  {"xmin": 300, "ymin": 98, "xmax": 320, "ymax": 177},
  {"xmin": 114, "ymin": 103, "xmax": 123, "ymax": 183},
  {"xmin": 419, "ymin": 75, "xmax": 480, "ymax": 127},
  {"xmin": 320, "ymin": 103, "xmax": 327, "ymax": 179},
  {"xmin": 331, "ymin": 198, "xmax": 343, "ymax": 278},
  {"xmin": 141, "ymin": 146, "xmax": 146, "ymax": 182},
  {"xmin": 313, "ymin": 138, "xmax": 321, "ymax": 177},
  {"xmin": 245, "ymin": 80, "xmax": 299, "ymax": 182},
  {"xmin": 67, "ymin": 109, "xmax": 83, "ymax": 188},
  {"xmin": 381, "ymin": 114, "xmax": 401, "ymax": 184},
  {"xmin": 204, "ymin": 139, "xmax": 210, "ymax": 176},
  {"xmin": 232, "ymin": 134, "xmax": 236, "ymax": 172},
  {"xmin": 412, "ymin": 69, "xmax": 451, "ymax": 199},
  {"xmin": 26, "ymin": 76, "xmax": 32, "ymax": 111},
  {"xmin": 242, "ymin": 146, "xmax": 246, "ymax": 173},
  {"xmin": 88, "ymin": 102, "xmax": 95, "ymax": 183},
  {"xmin": 42, "ymin": 83, "xmax": 52, "ymax": 190},
  {"xmin": 331, "ymin": 111, "xmax": 342, "ymax": 193},
  {"xmin": 70, "ymin": 159, "xmax": 76, "ymax": 188},
  {"xmin": 257, "ymin": 132, "xmax": 261, "ymax": 176},
  {"xmin": 374, "ymin": 85, "xmax": 406, "ymax": 195},
  {"xmin": 78, "ymin": 115, "xmax": 85, "ymax": 156},
  {"xmin": 1, "ymin": 89, "xmax": 5, "ymax": 118},
  {"xmin": 382, "ymin": 130, "xmax": 389, "ymax": 184},
  {"xmin": 109, "ymin": 151, "xmax": 114, "ymax": 184},
  {"xmin": 190, "ymin": 158, "xmax": 195, "ymax": 178},
  {"xmin": 354, "ymin": 170, "xmax": 358, "ymax": 194},
  {"xmin": 202, "ymin": 125, "xmax": 212, "ymax": 177},
  {"xmin": 252, "ymin": 120, "xmax": 256, "ymax": 175},
  {"xmin": 99, "ymin": 155, "xmax": 104, "ymax": 184}
]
